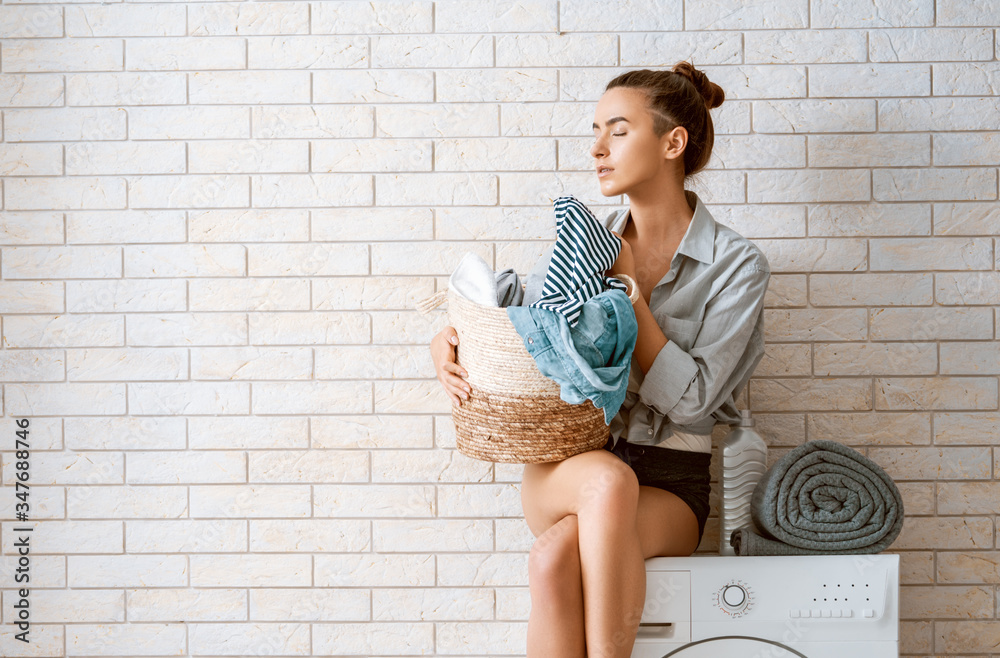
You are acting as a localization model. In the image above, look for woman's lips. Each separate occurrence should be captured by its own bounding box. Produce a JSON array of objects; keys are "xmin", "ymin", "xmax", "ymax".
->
[{"xmin": 598, "ymin": 167, "xmax": 614, "ymax": 178}]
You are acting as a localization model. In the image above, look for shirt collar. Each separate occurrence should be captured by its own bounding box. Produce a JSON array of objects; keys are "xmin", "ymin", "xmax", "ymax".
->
[{"xmin": 612, "ymin": 189, "xmax": 716, "ymax": 265}]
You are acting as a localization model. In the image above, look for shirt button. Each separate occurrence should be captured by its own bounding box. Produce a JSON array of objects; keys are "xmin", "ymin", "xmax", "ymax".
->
[
  {"xmin": 527, "ymin": 337, "xmax": 533, "ymax": 344},
  {"xmin": 647, "ymin": 429, "xmax": 653, "ymax": 435}
]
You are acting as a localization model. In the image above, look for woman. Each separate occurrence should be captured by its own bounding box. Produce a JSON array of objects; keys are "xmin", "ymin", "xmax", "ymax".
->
[{"xmin": 430, "ymin": 62, "xmax": 770, "ymax": 657}]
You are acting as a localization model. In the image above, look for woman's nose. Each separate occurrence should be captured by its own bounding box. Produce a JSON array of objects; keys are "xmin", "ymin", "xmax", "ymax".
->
[{"xmin": 591, "ymin": 136, "xmax": 606, "ymax": 158}]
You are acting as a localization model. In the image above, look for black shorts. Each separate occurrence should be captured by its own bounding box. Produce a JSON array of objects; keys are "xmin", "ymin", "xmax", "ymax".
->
[{"xmin": 603, "ymin": 435, "xmax": 712, "ymax": 544}]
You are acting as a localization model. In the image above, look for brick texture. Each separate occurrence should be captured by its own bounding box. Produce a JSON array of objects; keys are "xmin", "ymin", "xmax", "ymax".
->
[{"xmin": 1, "ymin": 1, "xmax": 997, "ymax": 656}]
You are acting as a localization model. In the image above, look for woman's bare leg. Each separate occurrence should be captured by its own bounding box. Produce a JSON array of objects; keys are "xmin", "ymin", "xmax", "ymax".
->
[
  {"xmin": 522, "ymin": 451, "xmax": 642, "ymax": 657},
  {"xmin": 521, "ymin": 451, "xmax": 702, "ymax": 658},
  {"xmin": 575, "ymin": 462, "xmax": 645, "ymax": 658},
  {"xmin": 526, "ymin": 513, "xmax": 586, "ymax": 657}
]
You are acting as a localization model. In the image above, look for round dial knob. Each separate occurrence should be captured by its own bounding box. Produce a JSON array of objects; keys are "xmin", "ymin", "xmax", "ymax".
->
[
  {"xmin": 722, "ymin": 585, "xmax": 746, "ymax": 607},
  {"xmin": 716, "ymin": 580, "xmax": 754, "ymax": 617}
]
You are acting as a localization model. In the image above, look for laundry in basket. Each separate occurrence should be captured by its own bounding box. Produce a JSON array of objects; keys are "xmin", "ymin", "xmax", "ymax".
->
[
  {"xmin": 417, "ymin": 196, "xmax": 639, "ymax": 463},
  {"xmin": 448, "ymin": 251, "xmax": 525, "ymax": 308}
]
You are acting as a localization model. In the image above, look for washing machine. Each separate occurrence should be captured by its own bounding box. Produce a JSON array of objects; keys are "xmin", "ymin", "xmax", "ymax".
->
[{"xmin": 634, "ymin": 554, "xmax": 899, "ymax": 657}]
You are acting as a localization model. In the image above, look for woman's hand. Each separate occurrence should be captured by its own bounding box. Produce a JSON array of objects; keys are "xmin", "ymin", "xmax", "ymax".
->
[{"xmin": 430, "ymin": 325, "xmax": 471, "ymax": 407}]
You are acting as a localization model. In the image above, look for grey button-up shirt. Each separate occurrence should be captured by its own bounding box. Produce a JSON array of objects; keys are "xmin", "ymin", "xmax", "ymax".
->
[{"xmin": 524, "ymin": 189, "xmax": 770, "ymax": 451}]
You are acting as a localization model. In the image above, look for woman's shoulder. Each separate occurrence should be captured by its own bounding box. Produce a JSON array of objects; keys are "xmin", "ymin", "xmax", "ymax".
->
[{"xmin": 712, "ymin": 221, "xmax": 770, "ymax": 276}]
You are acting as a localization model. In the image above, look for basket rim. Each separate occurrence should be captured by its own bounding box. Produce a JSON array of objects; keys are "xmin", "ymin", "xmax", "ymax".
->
[{"xmin": 447, "ymin": 286, "xmax": 520, "ymax": 319}]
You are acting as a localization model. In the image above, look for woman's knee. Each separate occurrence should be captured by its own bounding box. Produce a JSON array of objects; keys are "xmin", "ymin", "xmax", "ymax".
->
[
  {"xmin": 528, "ymin": 514, "xmax": 581, "ymax": 588},
  {"xmin": 521, "ymin": 451, "xmax": 639, "ymax": 537},
  {"xmin": 576, "ymin": 457, "xmax": 640, "ymax": 514}
]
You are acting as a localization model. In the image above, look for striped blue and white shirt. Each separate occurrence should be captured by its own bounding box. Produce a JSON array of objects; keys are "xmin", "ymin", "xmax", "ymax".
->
[{"xmin": 529, "ymin": 196, "xmax": 629, "ymax": 327}]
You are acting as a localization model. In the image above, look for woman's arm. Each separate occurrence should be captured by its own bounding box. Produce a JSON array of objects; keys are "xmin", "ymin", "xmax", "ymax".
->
[
  {"xmin": 630, "ymin": 297, "xmax": 670, "ymax": 376},
  {"xmin": 639, "ymin": 262, "xmax": 769, "ymax": 425},
  {"xmin": 606, "ymin": 234, "xmax": 669, "ymax": 375},
  {"xmin": 609, "ymin": 232, "xmax": 771, "ymax": 425}
]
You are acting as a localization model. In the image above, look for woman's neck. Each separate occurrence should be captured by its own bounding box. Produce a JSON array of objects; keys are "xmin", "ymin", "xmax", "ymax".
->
[{"xmin": 623, "ymin": 186, "xmax": 694, "ymax": 245}]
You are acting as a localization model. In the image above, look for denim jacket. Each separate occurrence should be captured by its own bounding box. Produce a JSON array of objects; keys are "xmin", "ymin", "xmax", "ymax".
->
[{"xmin": 506, "ymin": 288, "xmax": 638, "ymax": 425}]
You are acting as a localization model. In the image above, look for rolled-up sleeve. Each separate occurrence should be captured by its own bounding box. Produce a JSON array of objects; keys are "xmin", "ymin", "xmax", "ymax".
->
[{"xmin": 638, "ymin": 261, "xmax": 770, "ymax": 425}]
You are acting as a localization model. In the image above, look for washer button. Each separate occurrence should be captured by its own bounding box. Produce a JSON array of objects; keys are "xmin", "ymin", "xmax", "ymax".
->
[
  {"xmin": 722, "ymin": 585, "xmax": 746, "ymax": 607},
  {"xmin": 863, "ymin": 609, "xmax": 875, "ymax": 618}
]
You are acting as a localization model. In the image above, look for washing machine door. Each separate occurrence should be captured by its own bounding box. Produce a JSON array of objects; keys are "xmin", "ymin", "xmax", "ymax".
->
[{"xmin": 660, "ymin": 636, "xmax": 809, "ymax": 657}]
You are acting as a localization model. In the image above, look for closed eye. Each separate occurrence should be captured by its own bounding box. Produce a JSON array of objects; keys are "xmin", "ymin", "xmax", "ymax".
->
[{"xmin": 612, "ymin": 132, "xmax": 625, "ymax": 137}]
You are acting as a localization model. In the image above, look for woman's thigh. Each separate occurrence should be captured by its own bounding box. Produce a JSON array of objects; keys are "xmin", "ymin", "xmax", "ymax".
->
[
  {"xmin": 520, "ymin": 447, "xmax": 637, "ymax": 539},
  {"xmin": 521, "ymin": 448, "xmax": 702, "ymax": 558},
  {"xmin": 635, "ymin": 485, "xmax": 701, "ymax": 559}
]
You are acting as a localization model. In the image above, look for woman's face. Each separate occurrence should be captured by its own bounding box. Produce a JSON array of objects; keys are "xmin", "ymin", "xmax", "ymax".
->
[{"xmin": 590, "ymin": 87, "xmax": 684, "ymax": 197}]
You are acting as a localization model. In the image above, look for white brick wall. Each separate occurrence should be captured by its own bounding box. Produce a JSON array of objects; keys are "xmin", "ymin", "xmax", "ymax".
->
[{"xmin": 0, "ymin": 0, "xmax": 998, "ymax": 655}]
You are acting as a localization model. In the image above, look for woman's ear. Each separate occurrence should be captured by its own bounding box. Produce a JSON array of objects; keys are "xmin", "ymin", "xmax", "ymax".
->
[{"xmin": 662, "ymin": 125, "xmax": 688, "ymax": 161}]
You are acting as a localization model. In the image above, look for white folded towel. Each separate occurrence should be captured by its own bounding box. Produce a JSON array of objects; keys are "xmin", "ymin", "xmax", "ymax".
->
[
  {"xmin": 449, "ymin": 252, "xmax": 503, "ymax": 307},
  {"xmin": 449, "ymin": 252, "xmax": 527, "ymax": 307}
]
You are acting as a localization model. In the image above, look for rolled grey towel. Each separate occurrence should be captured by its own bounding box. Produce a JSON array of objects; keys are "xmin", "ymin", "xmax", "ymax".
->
[{"xmin": 731, "ymin": 439, "xmax": 904, "ymax": 556}]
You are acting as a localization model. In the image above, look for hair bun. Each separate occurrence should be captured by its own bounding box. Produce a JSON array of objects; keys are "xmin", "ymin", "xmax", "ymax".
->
[{"xmin": 672, "ymin": 61, "xmax": 725, "ymax": 110}]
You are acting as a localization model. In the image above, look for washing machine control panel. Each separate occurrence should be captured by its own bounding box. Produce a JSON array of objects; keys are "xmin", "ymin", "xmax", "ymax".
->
[
  {"xmin": 636, "ymin": 556, "xmax": 900, "ymax": 657},
  {"xmin": 715, "ymin": 579, "xmax": 754, "ymax": 617}
]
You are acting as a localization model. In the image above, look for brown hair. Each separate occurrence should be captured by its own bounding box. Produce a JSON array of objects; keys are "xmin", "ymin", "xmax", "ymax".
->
[{"xmin": 605, "ymin": 62, "xmax": 725, "ymax": 179}]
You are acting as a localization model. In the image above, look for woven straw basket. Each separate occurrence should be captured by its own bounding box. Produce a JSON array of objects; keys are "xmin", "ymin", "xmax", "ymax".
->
[{"xmin": 417, "ymin": 274, "xmax": 637, "ymax": 464}]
